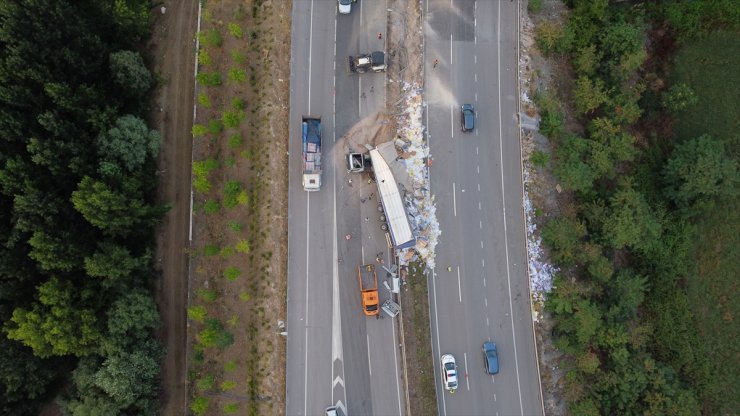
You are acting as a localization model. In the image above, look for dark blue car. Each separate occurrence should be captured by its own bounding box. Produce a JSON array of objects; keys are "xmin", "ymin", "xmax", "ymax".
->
[
  {"xmin": 461, "ymin": 104, "xmax": 475, "ymax": 132},
  {"xmin": 483, "ymin": 341, "xmax": 499, "ymax": 375}
]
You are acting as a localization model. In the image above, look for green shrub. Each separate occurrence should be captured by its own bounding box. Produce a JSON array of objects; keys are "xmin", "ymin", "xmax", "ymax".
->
[
  {"xmin": 196, "ymin": 72, "xmax": 222, "ymax": 86},
  {"xmin": 231, "ymin": 50, "xmax": 246, "ymax": 64},
  {"xmin": 228, "ymin": 221, "xmax": 243, "ymax": 232},
  {"xmin": 662, "ymin": 83, "xmax": 698, "ymax": 113},
  {"xmin": 220, "ymin": 380, "xmax": 237, "ymax": 391},
  {"xmin": 528, "ymin": 0, "xmax": 542, "ymax": 13},
  {"xmin": 196, "ymin": 374, "xmax": 215, "ymax": 391},
  {"xmin": 188, "ymin": 305, "xmax": 207, "ymax": 323},
  {"xmin": 531, "ymin": 150, "xmax": 550, "ymax": 167},
  {"xmin": 192, "ymin": 124, "xmax": 208, "ymax": 137},
  {"xmin": 202, "ymin": 245, "xmax": 220, "ymax": 257},
  {"xmin": 198, "ymin": 49, "xmax": 212, "ymax": 66},
  {"xmin": 193, "ymin": 159, "xmax": 218, "ymax": 193},
  {"xmin": 203, "ymin": 200, "xmax": 220, "ymax": 214},
  {"xmin": 236, "ymin": 239, "xmax": 250, "ymax": 254},
  {"xmin": 222, "ymin": 110, "xmax": 243, "ymax": 129},
  {"xmin": 193, "ymin": 176, "xmax": 211, "ymax": 193},
  {"xmin": 208, "ymin": 119, "xmax": 223, "ymax": 135},
  {"xmin": 224, "ymin": 157, "xmax": 236, "ymax": 167},
  {"xmin": 223, "ymin": 180, "xmax": 243, "ymax": 209},
  {"xmin": 197, "ymin": 92, "xmax": 211, "ymax": 108},
  {"xmin": 234, "ymin": 5, "xmax": 246, "ymax": 21},
  {"xmin": 227, "ymin": 23, "xmax": 243, "ymax": 38},
  {"xmin": 241, "ymin": 149, "xmax": 253, "ymax": 160},
  {"xmin": 225, "ymin": 360, "xmax": 238, "ymax": 372},
  {"xmin": 224, "ymin": 266, "xmax": 241, "ymax": 281},
  {"xmin": 228, "ymin": 67, "xmax": 247, "ymax": 84},
  {"xmin": 541, "ymin": 217, "xmax": 587, "ymax": 266},
  {"xmin": 198, "ymin": 319, "xmax": 234, "ymax": 349},
  {"xmin": 534, "ymin": 91, "xmax": 564, "ymax": 139},
  {"xmin": 228, "ymin": 134, "xmax": 243, "ymax": 149},
  {"xmin": 574, "ymin": 76, "xmax": 609, "ymax": 115},
  {"xmin": 197, "ymin": 288, "xmax": 217, "ymax": 302},
  {"xmin": 190, "ymin": 396, "xmax": 209, "ymax": 416},
  {"xmin": 193, "ymin": 158, "xmax": 219, "ymax": 176},
  {"xmin": 220, "ymin": 246, "xmax": 234, "ymax": 258},
  {"xmin": 239, "ymin": 291, "xmax": 251, "ymax": 302},
  {"xmin": 237, "ymin": 190, "xmax": 249, "ymax": 206},
  {"xmin": 224, "ymin": 403, "xmax": 239, "ymax": 414},
  {"xmin": 199, "ymin": 28, "xmax": 223, "ymax": 47},
  {"xmin": 231, "ymin": 97, "xmax": 246, "ymax": 110},
  {"xmin": 536, "ymin": 21, "xmax": 563, "ymax": 56}
]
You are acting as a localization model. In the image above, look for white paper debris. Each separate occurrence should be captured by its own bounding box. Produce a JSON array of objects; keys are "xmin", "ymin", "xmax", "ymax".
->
[
  {"xmin": 394, "ymin": 83, "xmax": 441, "ymax": 271},
  {"xmin": 523, "ymin": 167, "xmax": 557, "ymax": 301}
]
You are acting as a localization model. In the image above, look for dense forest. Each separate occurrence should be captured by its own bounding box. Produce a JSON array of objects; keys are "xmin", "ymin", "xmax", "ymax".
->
[
  {"xmin": 0, "ymin": 0, "xmax": 164, "ymax": 414},
  {"xmin": 532, "ymin": 0, "xmax": 739, "ymax": 414}
]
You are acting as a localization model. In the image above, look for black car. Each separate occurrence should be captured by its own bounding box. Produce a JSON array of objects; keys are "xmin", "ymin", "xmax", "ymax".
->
[{"xmin": 461, "ymin": 104, "xmax": 475, "ymax": 132}]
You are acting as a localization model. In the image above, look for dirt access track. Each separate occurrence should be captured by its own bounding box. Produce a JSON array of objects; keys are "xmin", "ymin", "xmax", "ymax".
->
[{"xmin": 147, "ymin": 1, "xmax": 198, "ymax": 414}]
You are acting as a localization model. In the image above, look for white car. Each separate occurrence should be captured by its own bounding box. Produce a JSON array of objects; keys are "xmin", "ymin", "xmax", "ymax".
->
[
  {"xmin": 440, "ymin": 354, "xmax": 458, "ymax": 393},
  {"xmin": 338, "ymin": 0, "xmax": 351, "ymax": 14}
]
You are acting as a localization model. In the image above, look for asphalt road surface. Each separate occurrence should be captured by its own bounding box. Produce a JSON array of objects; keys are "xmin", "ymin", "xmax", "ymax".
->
[
  {"xmin": 424, "ymin": 1, "xmax": 545, "ymax": 415},
  {"xmin": 286, "ymin": 1, "xmax": 405, "ymax": 415}
]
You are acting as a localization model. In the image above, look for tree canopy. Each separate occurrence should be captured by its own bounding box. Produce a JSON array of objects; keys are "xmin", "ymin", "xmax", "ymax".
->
[{"xmin": 0, "ymin": 0, "xmax": 162, "ymax": 413}]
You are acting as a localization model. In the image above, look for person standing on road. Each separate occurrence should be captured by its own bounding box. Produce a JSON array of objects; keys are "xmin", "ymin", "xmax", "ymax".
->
[{"xmin": 433, "ymin": 58, "xmax": 439, "ymax": 69}]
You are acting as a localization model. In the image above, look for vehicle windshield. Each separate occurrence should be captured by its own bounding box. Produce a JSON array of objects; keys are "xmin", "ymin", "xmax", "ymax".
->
[{"xmin": 340, "ymin": 0, "xmax": 351, "ymax": 5}]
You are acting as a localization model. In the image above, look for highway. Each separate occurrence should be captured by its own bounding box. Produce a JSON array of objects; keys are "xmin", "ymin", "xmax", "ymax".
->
[
  {"xmin": 286, "ymin": 1, "xmax": 405, "ymax": 415},
  {"xmin": 424, "ymin": 1, "xmax": 544, "ymax": 415}
]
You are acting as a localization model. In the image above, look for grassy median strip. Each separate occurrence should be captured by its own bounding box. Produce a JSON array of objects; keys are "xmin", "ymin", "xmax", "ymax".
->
[{"xmin": 400, "ymin": 262, "xmax": 438, "ymax": 415}]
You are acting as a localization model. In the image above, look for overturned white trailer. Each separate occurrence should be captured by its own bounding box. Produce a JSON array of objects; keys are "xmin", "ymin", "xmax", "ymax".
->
[{"xmin": 369, "ymin": 148, "xmax": 415, "ymax": 249}]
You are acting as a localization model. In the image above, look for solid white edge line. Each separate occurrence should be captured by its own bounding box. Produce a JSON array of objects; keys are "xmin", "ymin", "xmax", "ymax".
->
[
  {"xmin": 496, "ymin": 1, "xmax": 525, "ymax": 414},
  {"xmin": 184, "ymin": 3, "xmax": 203, "ymax": 414},
  {"xmin": 385, "ymin": 1, "xmax": 403, "ymax": 404},
  {"xmin": 392, "ymin": 295, "xmax": 403, "ymax": 416},
  {"xmin": 464, "ymin": 352, "xmax": 470, "ymax": 390},
  {"xmin": 423, "ymin": 0, "xmax": 446, "ymax": 414},
  {"xmin": 304, "ymin": 1, "xmax": 315, "ymax": 413},
  {"xmin": 304, "ymin": 194, "xmax": 311, "ymax": 416},
  {"xmin": 432, "ymin": 269, "xmax": 446, "ymax": 415}
]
